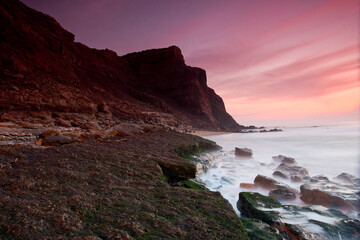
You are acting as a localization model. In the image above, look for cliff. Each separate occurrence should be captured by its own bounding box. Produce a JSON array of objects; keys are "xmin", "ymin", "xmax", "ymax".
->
[{"xmin": 0, "ymin": 0, "xmax": 241, "ymax": 131}]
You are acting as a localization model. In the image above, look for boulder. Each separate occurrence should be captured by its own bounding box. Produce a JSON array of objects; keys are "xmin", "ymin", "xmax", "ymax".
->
[
  {"xmin": 269, "ymin": 187, "xmax": 296, "ymax": 201},
  {"xmin": 254, "ymin": 175, "xmax": 281, "ymax": 190},
  {"xmin": 334, "ymin": 172, "xmax": 359, "ymax": 185},
  {"xmin": 241, "ymin": 218, "xmax": 283, "ymax": 240},
  {"xmin": 235, "ymin": 147, "xmax": 253, "ymax": 157},
  {"xmin": 272, "ymin": 171, "xmax": 288, "ymax": 180},
  {"xmin": 237, "ymin": 192, "xmax": 282, "ymax": 224},
  {"xmin": 300, "ymin": 184, "xmax": 355, "ymax": 212},
  {"xmin": 254, "ymin": 175, "xmax": 298, "ymax": 201},
  {"xmin": 276, "ymin": 163, "xmax": 309, "ymax": 182},
  {"xmin": 240, "ymin": 183, "xmax": 256, "ymax": 190},
  {"xmin": 272, "ymin": 155, "xmax": 296, "ymax": 164}
]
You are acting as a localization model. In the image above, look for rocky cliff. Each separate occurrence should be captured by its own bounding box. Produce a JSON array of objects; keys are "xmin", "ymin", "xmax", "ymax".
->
[{"xmin": 0, "ymin": 0, "xmax": 241, "ymax": 131}]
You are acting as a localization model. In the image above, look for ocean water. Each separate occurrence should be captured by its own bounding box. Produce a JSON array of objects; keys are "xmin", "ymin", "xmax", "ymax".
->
[{"xmin": 198, "ymin": 122, "xmax": 360, "ymax": 215}]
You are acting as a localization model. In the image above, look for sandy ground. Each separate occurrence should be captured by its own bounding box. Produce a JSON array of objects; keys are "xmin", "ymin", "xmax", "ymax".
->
[{"xmin": 190, "ymin": 131, "xmax": 233, "ymax": 136}]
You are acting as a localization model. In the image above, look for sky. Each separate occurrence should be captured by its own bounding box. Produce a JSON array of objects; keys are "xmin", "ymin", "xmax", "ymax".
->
[{"xmin": 22, "ymin": 0, "xmax": 359, "ymax": 126}]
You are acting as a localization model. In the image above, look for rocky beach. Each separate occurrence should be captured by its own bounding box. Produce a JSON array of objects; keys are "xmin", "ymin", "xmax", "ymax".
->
[
  {"xmin": 1, "ymin": 0, "xmax": 359, "ymax": 239},
  {"xmin": 0, "ymin": 0, "xmax": 251, "ymax": 239}
]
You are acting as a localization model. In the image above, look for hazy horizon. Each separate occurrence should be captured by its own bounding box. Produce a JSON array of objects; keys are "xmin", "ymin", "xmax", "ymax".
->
[{"xmin": 22, "ymin": 0, "xmax": 359, "ymax": 126}]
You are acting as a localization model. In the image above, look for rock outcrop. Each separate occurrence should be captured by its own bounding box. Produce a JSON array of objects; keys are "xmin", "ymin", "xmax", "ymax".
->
[
  {"xmin": 237, "ymin": 192, "xmax": 360, "ymax": 240},
  {"xmin": 0, "ymin": 0, "xmax": 241, "ymax": 131}
]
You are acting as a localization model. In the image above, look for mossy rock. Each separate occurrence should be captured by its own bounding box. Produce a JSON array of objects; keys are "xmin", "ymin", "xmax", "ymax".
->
[
  {"xmin": 175, "ymin": 140, "xmax": 218, "ymax": 160},
  {"xmin": 237, "ymin": 192, "xmax": 282, "ymax": 225},
  {"xmin": 181, "ymin": 180, "xmax": 206, "ymax": 190},
  {"xmin": 241, "ymin": 218, "xmax": 282, "ymax": 240}
]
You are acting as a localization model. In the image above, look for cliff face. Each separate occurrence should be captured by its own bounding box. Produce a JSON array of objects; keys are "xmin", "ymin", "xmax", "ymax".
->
[{"xmin": 0, "ymin": 0, "xmax": 241, "ymax": 131}]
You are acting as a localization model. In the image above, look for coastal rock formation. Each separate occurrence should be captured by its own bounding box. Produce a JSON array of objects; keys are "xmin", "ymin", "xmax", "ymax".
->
[
  {"xmin": 272, "ymin": 155, "xmax": 296, "ymax": 164},
  {"xmin": 237, "ymin": 192, "xmax": 360, "ymax": 240},
  {"xmin": 235, "ymin": 147, "xmax": 253, "ymax": 157},
  {"xmin": 254, "ymin": 175, "xmax": 297, "ymax": 201},
  {"xmin": 0, "ymin": 0, "xmax": 241, "ymax": 131},
  {"xmin": 275, "ymin": 163, "xmax": 309, "ymax": 182},
  {"xmin": 300, "ymin": 175, "xmax": 359, "ymax": 212}
]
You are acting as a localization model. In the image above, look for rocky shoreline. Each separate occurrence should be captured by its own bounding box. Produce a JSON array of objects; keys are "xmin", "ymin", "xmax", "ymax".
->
[
  {"xmin": 197, "ymin": 145, "xmax": 360, "ymax": 240},
  {"xmin": 0, "ymin": 125, "xmax": 249, "ymax": 239}
]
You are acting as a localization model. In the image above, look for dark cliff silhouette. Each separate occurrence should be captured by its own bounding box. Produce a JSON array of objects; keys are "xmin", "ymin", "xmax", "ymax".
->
[{"xmin": 0, "ymin": 0, "xmax": 241, "ymax": 131}]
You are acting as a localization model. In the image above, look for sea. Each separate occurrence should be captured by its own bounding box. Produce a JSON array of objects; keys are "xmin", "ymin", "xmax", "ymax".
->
[{"xmin": 197, "ymin": 121, "xmax": 359, "ymax": 237}]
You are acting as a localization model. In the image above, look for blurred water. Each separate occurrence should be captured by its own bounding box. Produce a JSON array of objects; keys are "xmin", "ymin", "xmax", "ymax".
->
[{"xmin": 199, "ymin": 122, "xmax": 360, "ymax": 215}]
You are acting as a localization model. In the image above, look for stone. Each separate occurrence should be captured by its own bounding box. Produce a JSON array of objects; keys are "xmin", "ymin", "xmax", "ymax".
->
[
  {"xmin": 272, "ymin": 171, "xmax": 288, "ymax": 179},
  {"xmin": 240, "ymin": 183, "xmax": 256, "ymax": 189},
  {"xmin": 254, "ymin": 175, "xmax": 281, "ymax": 190},
  {"xmin": 276, "ymin": 163, "xmax": 309, "ymax": 181},
  {"xmin": 269, "ymin": 186, "xmax": 296, "ymax": 201},
  {"xmin": 272, "ymin": 155, "xmax": 296, "ymax": 164},
  {"xmin": 335, "ymin": 172, "xmax": 358, "ymax": 184},
  {"xmin": 241, "ymin": 218, "xmax": 283, "ymax": 240},
  {"xmin": 235, "ymin": 147, "xmax": 253, "ymax": 157},
  {"xmin": 300, "ymin": 184, "xmax": 356, "ymax": 212}
]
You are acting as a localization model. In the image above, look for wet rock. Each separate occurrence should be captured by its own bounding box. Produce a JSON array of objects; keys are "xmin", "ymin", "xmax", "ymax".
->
[
  {"xmin": 272, "ymin": 171, "xmax": 288, "ymax": 180},
  {"xmin": 241, "ymin": 218, "xmax": 283, "ymax": 240},
  {"xmin": 269, "ymin": 187, "xmax": 296, "ymax": 201},
  {"xmin": 300, "ymin": 184, "xmax": 356, "ymax": 212},
  {"xmin": 238, "ymin": 192, "xmax": 360, "ymax": 240},
  {"xmin": 272, "ymin": 155, "xmax": 296, "ymax": 164},
  {"xmin": 276, "ymin": 163, "xmax": 309, "ymax": 182},
  {"xmin": 254, "ymin": 175, "xmax": 281, "ymax": 190},
  {"xmin": 240, "ymin": 183, "xmax": 256, "ymax": 189},
  {"xmin": 235, "ymin": 147, "xmax": 253, "ymax": 157},
  {"xmin": 254, "ymin": 175, "xmax": 298, "ymax": 201},
  {"xmin": 237, "ymin": 192, "xmax": 282, "ymax": 224},
  {"xmin": 335, "ymin": 172, "xmax": 359, "ymax": 185}
]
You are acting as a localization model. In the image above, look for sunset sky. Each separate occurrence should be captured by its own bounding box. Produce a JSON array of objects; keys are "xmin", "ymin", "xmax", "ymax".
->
[{"xmin": 23, "ymin": 0, "xmax": 359, "ymax": 126}]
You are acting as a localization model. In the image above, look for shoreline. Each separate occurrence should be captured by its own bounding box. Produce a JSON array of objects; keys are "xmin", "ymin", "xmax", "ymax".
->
[{"xmin": 191, "ymin": 130, "xmax": 234, "ymax": 137}]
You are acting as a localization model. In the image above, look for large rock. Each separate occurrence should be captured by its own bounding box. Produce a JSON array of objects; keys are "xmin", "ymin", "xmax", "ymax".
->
[
  {"xmin": 254, "ymin": 175, "xmax": 280, "ymax": 190},
  {"xmin": 269, "ymin": 187, "xmax": 296, "ymax": 201},
  {"xmin": 237, "ymin": 192, "xmax": 360, "ymax": 240},
  {"xmin": 272, "ymin": 155, "xmax": 296, "ymax": 164},
  {"xmin": 241, "ymin": 218, "xmax": 283, "ymax": 240},
  {"xmin": 276, "ymin": 163, "xmax": 309, "ymax": 182},
  {"xmin": 254, "ymin": 175, "xmax": 298, "ymax": 201},
  {"xmin": 334, "ymin": 172, "xmax": 359, "ymax": 185},
  {"xmin": 300, "ymin": 185, "xmax": 356, "ymax": 212},
  {"xmin": 235, "ymin": 147, "xmax": 253, "ymax": 157}
]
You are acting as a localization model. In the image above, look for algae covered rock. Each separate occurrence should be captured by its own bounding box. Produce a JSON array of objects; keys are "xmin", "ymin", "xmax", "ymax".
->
[
  {"xmin": 237, "ymin": 192, "xmax": 282, "ymax": 224},
  {"xmin": 241, "ymin": 218, "xmax": 283, "ymax": 240},
  {"xmin": 237, "ymin": 192, "xmax": 360, "ymax": 240}
]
